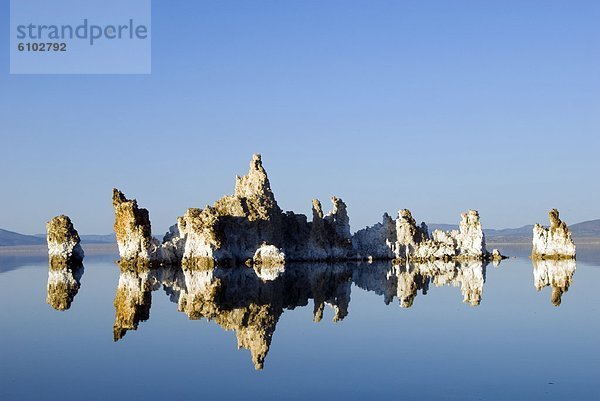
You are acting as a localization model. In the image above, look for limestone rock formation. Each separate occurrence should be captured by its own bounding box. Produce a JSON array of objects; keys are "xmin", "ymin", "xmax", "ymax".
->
[
  {"xmin": 111, "ymin": 154, "xmax": 501, "ymax": 265},
  {"xmin": 532, "ymin": 209, "xmax": 576, "ymax": 260},
  {"xmin": 253, "ymin": 244, "xmax": 286, "ymax": 267},
  {"xmin": 352, "ymin": 213, "xmax": 397, "ymax": 260},
  {"xmin": 169, "ymin": 154, "xmax": 353, "ymax": 266},
  {"xmin": 491, "ymin": 249, "xmax": 504, "ymax": 261},
  {"xmin": 354, "ymin": 209, "xmax": 490, "ymax": 262},
  {"xmin": 532, "ymin": 258, "xmax": 576, "ymax": 306},
  {"xmin": 112, "ymin": 189, "xmax": 157, "ymax": 262},
  {"xmin": 306, "ymin": 197, "xmax": 353, "ymax": 260},
  {"xmin": 46, "ymin": 215, "xmax": 84, "ymax": 267}
]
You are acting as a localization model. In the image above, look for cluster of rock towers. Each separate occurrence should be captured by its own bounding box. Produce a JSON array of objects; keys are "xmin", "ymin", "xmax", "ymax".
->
[
  {"xmin": 108, "ymin": 154, "xmax": 506, "ymax": 268},
  {"xmin": 46, "ymin": 154, "xmax": 577, "ymax": 270}
]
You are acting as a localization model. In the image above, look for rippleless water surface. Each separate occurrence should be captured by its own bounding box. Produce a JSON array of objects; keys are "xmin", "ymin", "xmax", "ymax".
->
[{"xmin": 1, "ymin": 244, "xmax": 599, "ymax": 401}]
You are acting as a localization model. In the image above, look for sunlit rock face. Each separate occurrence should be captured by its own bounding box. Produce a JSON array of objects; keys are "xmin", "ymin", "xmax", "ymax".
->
[
  {"xmin": 175, "ymin": 154, "xmax": 287, "ymax": 265},
  {"xmin": 112, "ymin": 189, "xmax": 158, "ymax": 262},
  {"xmin": 46, "ymin": 215, "xmax": 84, "ymax": 267},
  {"xmin": 532, "ymin": 259, "xmax": 576, "ymax": 306},
  {"xmin": 456, "ymin": 210, "xmax": 487, "ymax": 257},
  {"xmin": 46, "ymin": 264, "xmax": 84, "ymax": 311},
  {"xmin": 253, "ymin": 244, "xmax": 286, "ymax": 267},
  {"xmin": 532, "ymin": 209, "xmax": 576, "ymax": 260},
  {"xmin": 490, "ymin": 249, "xmax": 506, "ymax": 264}
]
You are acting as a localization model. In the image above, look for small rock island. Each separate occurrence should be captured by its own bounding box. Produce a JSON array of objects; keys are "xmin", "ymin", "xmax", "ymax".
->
[
  {"xmin": 46, "ymin": 215, "xmax": 84, "ymax": 267},
  {"xmin": 531, "ymin": 209, "xmax": 576, "ymax": 260},
  {"xmin": 46, "ymin": 215, "xmax": 85, "ymax": 310}
]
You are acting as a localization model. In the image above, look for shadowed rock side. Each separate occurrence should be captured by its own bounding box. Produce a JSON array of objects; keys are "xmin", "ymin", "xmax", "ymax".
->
[
  {"xmin": 532, "ymin": 259, "xmax": 576, "ymax": 306},
  {"xmin": 46, "ymin": 215, "xmax": 84, "ymax": 267},
  {"xmin": 112, "ymin": 154, "xmax": 502, "ymax": 266},
  {"xmin": 532, "ymin": 209, "xmax": 576, "ymax": 260},
  {"xmin": 46, "ymin": 264, "xmax": 84, "ymax": 311}
]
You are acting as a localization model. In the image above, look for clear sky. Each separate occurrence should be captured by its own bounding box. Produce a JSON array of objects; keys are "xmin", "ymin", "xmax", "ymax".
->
[{"xmin": 1, "ymin": 0, "xmax": 599, "ymax": 235}]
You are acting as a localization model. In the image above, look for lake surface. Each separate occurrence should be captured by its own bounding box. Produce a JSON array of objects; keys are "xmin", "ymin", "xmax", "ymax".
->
[{"xmin": 1, "ymin": 244, "xmax": 599, "ymax": 401}]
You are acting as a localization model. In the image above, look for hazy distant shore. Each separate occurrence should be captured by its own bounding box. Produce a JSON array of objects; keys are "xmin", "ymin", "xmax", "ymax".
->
[{"xmin": 0, "ymin": 243, "xmax": 118, "ymax": 254}]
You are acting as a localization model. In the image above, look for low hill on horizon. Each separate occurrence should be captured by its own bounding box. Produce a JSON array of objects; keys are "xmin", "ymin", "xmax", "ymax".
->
[
  {"xmin": 0, "ymin": 229, "xmax": 46, "ymax": 246},
  {"xmin": 430, "ymin": 219, "xmax": 600, "ymax": 243},
  {"xmin": 0, "ymin": 230, "xmax": 116, "ymax": 246}
]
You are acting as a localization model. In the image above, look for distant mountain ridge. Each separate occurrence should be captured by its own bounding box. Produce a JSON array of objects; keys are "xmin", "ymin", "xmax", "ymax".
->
[
  {"xmin": 32, "ymin": 233, "xmax": 117, "ymax": 244},
  {"xmin": 2, "ymin": 219, "xmax": 599, "ymax": 246},
  {"xmin": 0, "ymin": 229, "xmax": 46, "ymax": 246},
  {"xmin": 0, "ymin": 229, "xmax": 116, "ymax": 246}
]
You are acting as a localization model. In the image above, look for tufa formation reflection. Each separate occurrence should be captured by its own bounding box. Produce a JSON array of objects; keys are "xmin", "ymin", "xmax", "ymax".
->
[
  {"xmin": 46, "ymin": 263, "xmax": 84, "ymax": 311},
  {"xmin": 111, "ymin": 259, "xmax": 489, "ymax": 370},
  {"xmin": 532, "ymin": 258, "xmax": 576, "ymax": 306}
]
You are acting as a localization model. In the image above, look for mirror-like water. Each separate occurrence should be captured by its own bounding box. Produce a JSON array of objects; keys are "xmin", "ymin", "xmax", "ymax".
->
[{"xmin": 1, "ymin": 245, "xmax": 599, "ymax": 401}]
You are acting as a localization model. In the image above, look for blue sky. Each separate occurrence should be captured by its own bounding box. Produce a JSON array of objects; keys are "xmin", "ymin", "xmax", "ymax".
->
[{"xmin": 1, "ymin": 0, "xmax": 599, "ymax": 235}]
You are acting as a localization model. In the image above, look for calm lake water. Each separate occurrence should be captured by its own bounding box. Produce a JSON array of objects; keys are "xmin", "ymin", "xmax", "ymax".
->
[{"xmin": 1, "ymin": 244, "xmax": 599, "ymax": 401}]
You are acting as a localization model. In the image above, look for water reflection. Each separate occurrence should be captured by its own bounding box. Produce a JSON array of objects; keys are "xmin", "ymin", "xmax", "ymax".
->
[
  {"xmin": 353, "ymin": 260, "xmax": 486, "ymax": 307},
  {"xmin": 46, "ymin": 263, "xmax": 84, "ymax": 311},
  {"xmin": 532, "ymin": 259, "xmax": 576, "ymax": 306},
  {"xmin": 110, "ymin": 260, "xmax": 487, "ymax": 369}
]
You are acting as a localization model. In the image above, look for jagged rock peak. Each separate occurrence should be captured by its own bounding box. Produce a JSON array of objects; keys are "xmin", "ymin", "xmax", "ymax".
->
[
  {"xmin": 46, "ymin": 215, "xmax": 84, "ymax": 267},
  {"xmin": 324, "ymin": 196, "xmax": 351, "ymax": 239},
  {"xmin": 396, "ymin": 209, "xmax": 428, "ymax": 246},
  {"xmin": 549, "ymin": 208, "xmax": 567, "ymax": 230},
  {"xmin": 235, "ymin": 154, "xmax": 277, "ymax": 202},
  {"xmin": 312, "ymin": 199, "xmax": 324, "ymax": 220},
  {"xmin": 112, "ymin": 188, "xmax": 155, "ymax": 261},
  {"xmin": 532, "ymin": 209, "xmax": 576, "ymax": 260}
]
